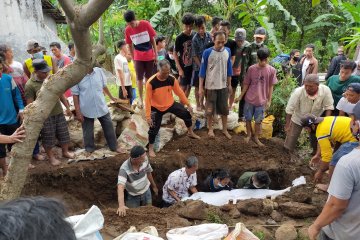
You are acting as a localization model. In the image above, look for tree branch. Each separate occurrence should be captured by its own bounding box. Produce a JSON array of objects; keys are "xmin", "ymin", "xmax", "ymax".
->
[
  {"xmin": 80, "ymin": 0, "xmax": 114, "ymax": 27},
  {"xmin": 58, "ymin": 0, "xmax": 76, "ymax": 21},
  {"xmin": 98, "ymin": 16, "xmax": 105, "ymax": 46}
]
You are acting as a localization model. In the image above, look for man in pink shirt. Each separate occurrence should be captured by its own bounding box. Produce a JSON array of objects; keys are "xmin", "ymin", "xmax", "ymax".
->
[
  {"xmin": 238, "ymin": 47, "xmax": 277, "ymax": 146},
  {"xmin": 124, "ymin": 10, "xmax": 157, "ymax": 107},
  {"xmin": 50, "ymin": 42, "xmax": 72, "ymax": 98}
]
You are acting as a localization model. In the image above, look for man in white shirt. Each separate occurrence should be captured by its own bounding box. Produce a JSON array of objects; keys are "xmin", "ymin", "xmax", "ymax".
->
[
  {"xmin": 114, "ymin": 40, "xmax": 133, "ymax": 102},
  {"xmin": 337, "ymin": 83, "xmax": 360, "ymax": 116},
  {"xmin": 300, "ymin": 44, "xmax": 318, "ymax": 82}
]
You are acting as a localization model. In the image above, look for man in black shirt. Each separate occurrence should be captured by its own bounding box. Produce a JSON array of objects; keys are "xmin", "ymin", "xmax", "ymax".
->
[{"xmin": 174, "ymin": 13, "xmax": 196, "ymax": 97}]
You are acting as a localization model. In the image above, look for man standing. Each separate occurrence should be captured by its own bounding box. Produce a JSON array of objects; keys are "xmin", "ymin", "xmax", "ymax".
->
[
  {"xmin": 24, "ymin": 59, "xmax": 73, "ymax": 166},
  {"xmin": 231, "ymin": 28, "xmax": 251, "ymax": 114},
  {"xmin": 174, "ymin": 13, "xmax": 196, "ymax": 97},
  {"xmin": 123, "ymin": 10, "xmax": 157, "ymax": 107},
  {"xmin": 50, "ymin": 42, "xmax": 72, "ymax": 98},
  {"xmin": 116, "ymin": 145, "xmax": 157, "ymax": 217},
  {"xmin": 191, "ymin": 15, "xmax": 212, "ymax": 111},
  {"xmin": 68, "ymin": 42, "xmax": 76, "ymax": 62},
  {"xmin": 199, "ymin": 31, "xmax": 233, "ymax": 139},
  {"xmin": 248, "ymin": 27, "xmax": 267, "ymax": 67},
  {"xmin": 300, "ymin": 44, "xmax": 318, "ymax": 82},
  {"xmin": 162, "ymin": 156, "xmax": 199, "ymax": 207},
  {"xmin": 308, "ymin": 103, "xmax": 360, "ymax": 240},
  {"xmin": 284, "ymin": 74, "xmax": 334, "ymax": 154},
  {"xmin": 146, "ymin": 60, "xmax": 199, "ymax": 158},
  {"xmin": 23, "ymin": 39, "xmax": 57, "ymax": 78},
  {"xmin": 326, "ymin": 60, "xmax": 360, "ymax": 113},
  {"xmin": 239, "ymin": 47, "xmax": 277, "ymax": 146},
  {"xmin": 114, "ymin": 40, "xmax": 132, "ymax": 102},
  {"xmin": 71, "ymin": 67, "xmax": 124, "ymax": 154},
  {"xmin": 210, "ymin": 16, "xmax": 222, "ymax": 37},
  {"xmin": 325, "ymin": 46, "xmax": 347, "ymax": 81},
  {"xmin": 0, "ymin": 58, "xmax": 24, "ymax": 176},
  {"xmin": 282, "ymin": 49, "xmax": 302, "ymax": 85}
]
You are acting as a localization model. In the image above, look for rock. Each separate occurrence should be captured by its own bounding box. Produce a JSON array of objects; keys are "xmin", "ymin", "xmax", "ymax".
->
[
  {"xmin": 220, "ymin": 204, "xmax": 233, "ymax": 212},
  {"xmin": 178, "ymin": 200, "xmax": 207, "ymax": 220},
  {"xmin": 275, "ymin": 224, "xmax": 297, "ymax": 240},
  {"xmin": 297, "ymin": 227, "xmax": 309, "ymax": 240},
  {"xmin": 166, "ymin": 216, "xmax": 191, "ymax": 229},
  {"xmin": 266, "ymin": 218, "xmax": 277, "ymax": 225},
  {"xmin": 174, "ymin": 117, "xmax": 188, "ymax": 136},
  {"xmin": 120, "ymin": 118, "xmax": 131, "ymax": 133},
  {"xmin": 229, "ymin": 208, "xmax": 241, "ymax": 218},
  {"xmin": 271, "ymin": 210, "xmax": 283, "ymax": 222},
  {"xmin": 236, "ymin": 199, "xmax": 263, "ymax": 216},
  {"xmin": 251, "ymin": 225, "xmax": 274, "ymax": 240},
  {"xmin": 279, "ymin": 202, "xmax": 320, "ymax": 218},
  {"xmin": 154, "ymin": 127, "xmax": 174, "ymax": 152},
  {"xmin": 284, "ymin": 185, "xmax": 312, "ymax": 204},
  {"xmin": 273, "ymin": 202, "xmax": 279, "ymax": 210},
  {"xmin": 262, "ymin": 199, "xmax": 275, "ymax": 215},
  {"xmin": 109, "ymin": 106, "xmax": 131, "ymax": 122},
  {"xmin": 68, "ymin": 119, "xmax": 84, "ymax": 148}
]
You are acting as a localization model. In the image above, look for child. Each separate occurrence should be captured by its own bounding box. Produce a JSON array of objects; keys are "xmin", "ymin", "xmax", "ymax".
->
[
  {"xmin": 238, "ymin": 47, "xmax": 277, "ymax": 146},
  {"xmin": 114, "ymin": 40, "xmax": 132, "ymax": 103},
  {"xmin": 126, "ymin": 52, "xmax": 137, "ymax": 105}
]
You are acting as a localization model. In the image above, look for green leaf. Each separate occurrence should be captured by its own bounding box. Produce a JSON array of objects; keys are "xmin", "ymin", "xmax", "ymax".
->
[
  {"xmin": 238, "ymin": 11, "xmax": 248, "ymax": 20},
  {"xmin": 312, "ymin": 0, "xmax": 321, "ymax": 7},
  {"xmin": 150, "ymin": 8, "xmax": 169, "ymax": 28},
  {"xmin": 304, "ymin": 22, "xmax": 337, "ymax": 31},
  {"xmin": 169, "ymin": 0, "xmax": 182, "ymax": 17},
  {"xmin": 313, "ymin": 13, "xmax": 344, "ymax": 23},
  {"xmin": 242, "ymin": 14, "xmax": 252, "ymax": 26},
  {"xmin": 267, "ymin": 0, "xmax": 301, "ymax": 32}
]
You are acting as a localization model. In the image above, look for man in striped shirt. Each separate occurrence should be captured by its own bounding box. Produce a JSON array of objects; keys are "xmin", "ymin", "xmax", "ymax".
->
[{"xmin": 116, "ymin": 146, "xmax": 158, "ymax": 217}]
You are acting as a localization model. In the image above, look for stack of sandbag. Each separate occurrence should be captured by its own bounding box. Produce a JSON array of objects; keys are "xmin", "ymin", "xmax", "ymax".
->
[
  {"xmin": 234, "ymin": 115, "xmax": 275, "ymax": 139},
  {"xmin": 213, "ymin": 111, "xmax": 239, "ymax": 130}
]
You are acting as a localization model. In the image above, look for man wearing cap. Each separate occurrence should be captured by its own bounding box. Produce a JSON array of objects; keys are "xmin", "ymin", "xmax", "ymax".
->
[
  {"xmin": 24, "ymin": 59, "xmax": 73, "ymax": 166},
  {"xmin": 300, "ymin": 114, "xmax": 357, "ymax": 185},
  {"xmin": 284, "ymin": 74, "xmax": 334, "ymax": 155},
  {"xmin": 337, "ymin": 83, "xmax": 360, "ymax": 116},
  {"xmin": 308, "ymin": 102, "xmax": 360, "ymax": 240},
  {"xmin": 71, "ymin": 67, "xmax": 124, "ymax": 154},
  {"xmin": 231, "ymin": 28, "xmax": 251, "ymax": 116},
  {"xmin": 116, "ymin": 145, "xmax": 158, "ymax": 217},
  {"xmin": 23, "ymin": 39, "xmax": 57, "ymax": 79},
  {"xmin": 248, "ymin": 27, "xmax": 267, "ymax": 67},
  {"xmin": 325, "ymin": 46, "xmax": 347, "ymax": 81}
]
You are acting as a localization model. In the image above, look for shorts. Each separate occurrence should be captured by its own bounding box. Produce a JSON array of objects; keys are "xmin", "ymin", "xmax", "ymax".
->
[
  {"xmin": 131, "ymin": 88, "xmax": 137, "ymax": 104},
  {"xmin": 125, "ymin": 188, "xmax": 152, "ymax": 208},
  {"xmin": 41, "ymin": 113, "xmax": 70, "ymax": 148},
  {"xmin": 180, "ymin": 67, "xmax": 193, "ymax": 86},
  {"xmin": 191, "ymin": 70, "xmax": 200, "ymax": 87},
  {"xmin": 0, "ymin": 123, "xmax": 19, "ymax": 158},
  {"xmin": 205, "ymin": 88, "xmax": 229, "ymax": 116},
  {"xmin": 119, "ymin": 85, "xmax": 133, "ymax": 101},
  {"xmin": 330, "ymin": 142, "xmax": 359, "ymax": 166},
  {"xmin": 244, "ymin": 101, "xmax": 265, "ymax": 123},
  {"xmin": 231, "ymin": 76, "xmax": 240, "ymax": 89},
  {"xmin": 134, "ymin": 60, "xmax": 155, "ymax": 80}
]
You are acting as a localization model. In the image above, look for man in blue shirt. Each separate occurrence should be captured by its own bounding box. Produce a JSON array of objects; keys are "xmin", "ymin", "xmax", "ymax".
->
[
  {"xmin": 199, "ymin": 31, "xmax": 233, "ymax": 139},
  {"xmin": 0, "ymin": 58, "xmax": 24, "ymax": 176},
  {"xmin": 72, "ymin": 67, "xmax": 124, "ymax": 153}
]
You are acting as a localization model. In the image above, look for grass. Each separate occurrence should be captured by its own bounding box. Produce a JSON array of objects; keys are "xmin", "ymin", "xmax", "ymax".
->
[{"xmin": 206, "ymin": 211, "xmax": 224, "ymax": 224}]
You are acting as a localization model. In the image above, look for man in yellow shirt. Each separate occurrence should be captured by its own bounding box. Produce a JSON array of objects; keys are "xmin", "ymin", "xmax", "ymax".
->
[
  {"xmin": 126, "ymin": 53, "xmax": 137, "ymax": 105},
  {"xmin": 301, "ymin": 115, "xmax": 357, "ymax": 187}
]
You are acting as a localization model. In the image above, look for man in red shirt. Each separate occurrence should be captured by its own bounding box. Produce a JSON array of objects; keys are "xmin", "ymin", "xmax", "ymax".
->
[{"xmin": 124, "ymin": 10, "xmax": 157, "ymax": 108}]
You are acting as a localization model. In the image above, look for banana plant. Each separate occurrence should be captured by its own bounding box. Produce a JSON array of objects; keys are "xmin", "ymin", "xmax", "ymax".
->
[{"xmin": 236, "ymin": 0, "xmax": 301, "ymax": 53}]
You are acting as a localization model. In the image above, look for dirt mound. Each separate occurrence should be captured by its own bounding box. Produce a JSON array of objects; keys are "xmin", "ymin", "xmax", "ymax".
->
[{"xmin": 21, "ymin": 130, "xmax": 328, "ymax": 238}]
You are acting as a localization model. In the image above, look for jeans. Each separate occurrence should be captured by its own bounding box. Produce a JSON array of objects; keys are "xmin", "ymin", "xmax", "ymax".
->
[
  {"xmin": 330, "ymin": 142, "xmax": 359, "ymax": 166},
  {"xmin": 125, "ymin": 188, "xmax": 152, "ymax": 208}
]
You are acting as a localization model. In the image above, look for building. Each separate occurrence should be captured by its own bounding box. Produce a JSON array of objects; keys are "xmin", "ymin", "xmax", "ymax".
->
[{"xmin": 0, "ymin": 0, "xmax": 67, "ymax": 62}]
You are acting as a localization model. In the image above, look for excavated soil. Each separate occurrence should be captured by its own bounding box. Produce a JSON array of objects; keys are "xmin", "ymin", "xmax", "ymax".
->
[{"xmin": 22, "ymin": 130, "xmax": 328, "ymax": 238}]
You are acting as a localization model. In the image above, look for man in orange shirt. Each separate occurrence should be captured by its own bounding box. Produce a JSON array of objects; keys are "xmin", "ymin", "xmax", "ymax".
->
[{"xmin": 146, "ymin": 59, "xmax": 200, "ymax": 157}]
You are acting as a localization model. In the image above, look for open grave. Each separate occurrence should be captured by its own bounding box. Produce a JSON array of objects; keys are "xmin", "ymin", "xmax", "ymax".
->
[{"xmin": 21, "ymin": 130, "xmax": 328, "ymax": 239}]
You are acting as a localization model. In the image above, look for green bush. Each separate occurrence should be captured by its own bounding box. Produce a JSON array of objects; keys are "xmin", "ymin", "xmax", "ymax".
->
[{"xmin": 268, "ymin": 63, "xmax": 298, "ymax": 137}]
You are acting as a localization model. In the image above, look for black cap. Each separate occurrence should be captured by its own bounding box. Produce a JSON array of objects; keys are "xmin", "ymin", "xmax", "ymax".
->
[
  {"xmin": 347, "ymin": 83, "xmax": 360, "ymax": 94},
  {"xmin": 254, "ymin": 27, "xmax": 266, "ymax": 38},
  {"xmin": 32, "ymin": 59, "xmax": 51, "ymax": 73},
  {"xmin": 300, "ymin": 114, "xmax": 323, "ymax": 127},
  {"xmin": 130, "ymin": 145, "xmax": 146, "ymax": 158}
]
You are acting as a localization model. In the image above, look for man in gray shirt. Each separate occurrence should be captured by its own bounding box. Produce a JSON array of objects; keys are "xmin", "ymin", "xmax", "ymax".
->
[{"xmin": 308, "ymin": 101, "xmax": 360, "ymax": 240}]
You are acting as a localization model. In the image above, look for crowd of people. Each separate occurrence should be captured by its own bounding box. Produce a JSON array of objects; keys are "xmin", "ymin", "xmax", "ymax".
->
[{"xmin": 1, "ymin": 8, "xmax": 360, "ymax": 240}]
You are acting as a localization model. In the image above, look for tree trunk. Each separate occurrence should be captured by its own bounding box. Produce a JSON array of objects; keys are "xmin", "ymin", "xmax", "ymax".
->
[{"xmin": 0, "ymin": 0, "xmax": 115, "ymax": 200}]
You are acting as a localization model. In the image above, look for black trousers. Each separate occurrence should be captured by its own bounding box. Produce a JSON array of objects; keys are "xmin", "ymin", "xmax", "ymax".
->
[{"xmin": 148, "ymin": 102, "xmax": 192, "ymax": 144}]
